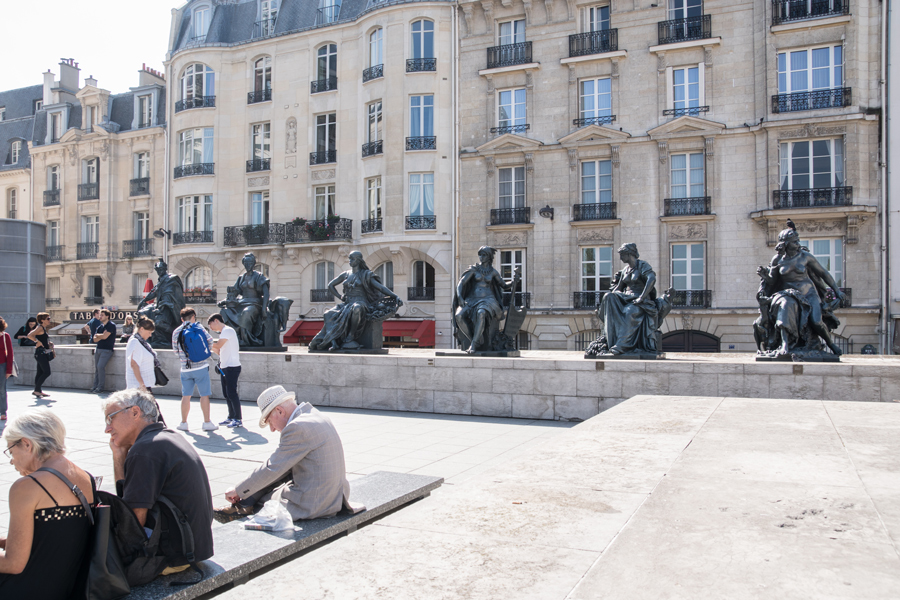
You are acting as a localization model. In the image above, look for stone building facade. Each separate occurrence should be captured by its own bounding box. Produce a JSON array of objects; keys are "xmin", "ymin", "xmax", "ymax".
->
[{"xmin": 455, "ymin": 0, "xmax": 883, "ymax": 352}]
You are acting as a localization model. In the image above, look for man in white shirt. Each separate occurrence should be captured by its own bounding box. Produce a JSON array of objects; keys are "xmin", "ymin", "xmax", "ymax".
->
[{"xmin": 208, "ymin": 313, "xmax": 242, "ymax": 428}]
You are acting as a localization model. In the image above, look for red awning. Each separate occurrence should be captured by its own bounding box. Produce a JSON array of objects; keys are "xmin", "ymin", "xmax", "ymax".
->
[{"xmin": 284, "ymin": 320, "xmax": 435, "ymax": 347}]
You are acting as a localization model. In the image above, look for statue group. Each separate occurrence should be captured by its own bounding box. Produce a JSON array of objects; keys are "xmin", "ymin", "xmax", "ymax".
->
[{"xmin": 136, "ymin": 258, "xmax": 185, "ymax": 349}]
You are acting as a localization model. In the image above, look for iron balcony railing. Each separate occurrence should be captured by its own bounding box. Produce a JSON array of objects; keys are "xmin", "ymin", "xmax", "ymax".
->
[
  {"xmin": 490, "ymin": 207, "xmax": 531, "ymax": 225},
  {"xmin": 670, "ymin": 290, "xmax": 713, "ymax": 308},
  {"xmin": 45, "ymin": 298, "xmax": 61, "ymax": 306},
  {"xmin": 663, "ymin": 106, "xmax": 710, "ymax": 117},
  {"xmin": 248, "ymin": 88, "xmax": 272, "ymax": 104},
  {"xmin": 309, "ymin": 150, "xmax": 336, "ymax": 165},
  {"xmin": 46, "ymin": 245, "xmax": 64, "ymax": 262},
  {"xmin": 184, "ymin": 290, "xmax": 218, "ymax": 304},
  {"xmin": 406, "ymin": 215, "xmax": 436, "ymax": 230},
  {"xmin": 311, "ymin": 289, "xmax": 334, "ymax": 302},
  {"xmin": 502, "ymin": 291, "xmax": 532, "ymax": 309},
  {"xmin": 486, "ymin": 42, "xmax": 532, "ymax": 69},
  {"xmin": 130, "ymin": 295, "xmax": 145, "ymax": 305},
  {"xmin": 7, "ymin": 211, "xmax": 15, "ymax": 219},
  {"xmin": 490, "ymin": 124, "xmax": 530, "ymax": 135},
  {"xmin": 406, "ymin": 136, "xmax": 437, "ymax": 151},
  {"xmin": 772, "ymin": 187, "xmax": 852, "ymax": 209},
  {"xmin": 573, "ymin": 290, "xmax": 607, "ymax": 309},
  {"xmin": 573, "ymin": 115, "xmax": 616, "ymax": 127},
  {"xmin": 573, "ymin": 202, "xmax": 617, "ymax": 221},
  {"xmin": 363, "ymin": 64, "xmax": 383, "ymax": 82},
  {"xmin": 657, "ymin": 15, "xmax": 712, "ymax": 45},
  {"xmin": 174, "ymin": 163, "xmax": 215, "ymax": 178},
  {"xmin": 173, "ymin": 230, "xmax": 214, "ymax": 245},
  {"xmin": 408, "ymin": 287, "xmax": 436, "ymax": 301},
  {"xmin": 361, "ymin": 218, "xmax": 382, "ymax": 233},
  {"xmin": 129, "ymin": 178, "xmax": 150, "ymax": 196},
  {"xmin": 43, "ymin": 189, "xmax": 61, "ymax": 206},
  {"xmin": 362, "ymin": 140, "xmax": 383, "ymax": 157},
  {"xmin": 317, "ymin": 5, "xmax": 341, "ymax": 25},
  {"xmin": 771, "ymin": 88, "xmax": 852, "ymax": 113},
  {"xmin": 224, "ymin": 223, "xmax": 286, "ymax": 247},
  {"xmin": 569, "ymin": 29, "xmax": 618, "ymax": 57},
  {"xmin": 246, "ymin": 158, "xmax": 271, "ymax": 172},
  {"xmin": 78, "ymin": 182, "xmax": 99, "ymax": 201},
  {"xmin": 772, "ymin": 0, "xmax": 848, "ymax": 25},
  {"xmin": 664, "ymin": 197, "xmax": 712, "ymax": 216},
  {"xmin": 85, "ymin": 296, "xmax": 104, "ymax": 306},
  {"xmin": 286, "ymin": 218, "xmax": 353, "ymax": 243},
  {"xmin": 310, "ymin": 76, "xmax": 337, "ymax": 94},
  {"xmin": 253, "ymin": 18, "xmax": 277, "ymax": 38},
  {"xmin": 123, "ymin": 238, "xmax": 153, "ymax": 258},
  {"xmin": 77, "ymin": 242, "xmax": 99, "ymax": 260},
  {"xmin": 174, "ymin": 96, "xmax": 216, "ymax": 112},
  {"xmin": 407, "ymin": 58, "xmax": 437, "ymax": 72}
]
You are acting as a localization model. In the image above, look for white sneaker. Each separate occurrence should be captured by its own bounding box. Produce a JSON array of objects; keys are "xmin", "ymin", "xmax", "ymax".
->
[
  {"xmin": 201, "ymin": 421, "xmax": 218, "ymax": 431},
  {"xmin": 176, "ymin": 422, "xmax": 189, "ymax": 431}
]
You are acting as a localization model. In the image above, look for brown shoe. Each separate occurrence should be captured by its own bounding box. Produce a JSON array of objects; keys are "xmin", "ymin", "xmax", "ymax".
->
[{"xmin": 213, "ymin": 503, "xmax": 256, "ymax": 523}]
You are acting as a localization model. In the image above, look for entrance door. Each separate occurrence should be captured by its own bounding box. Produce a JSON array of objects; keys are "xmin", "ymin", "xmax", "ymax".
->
[{"xmin": 661, "ymin": 330, "xmax": 720, "ymax": 352}]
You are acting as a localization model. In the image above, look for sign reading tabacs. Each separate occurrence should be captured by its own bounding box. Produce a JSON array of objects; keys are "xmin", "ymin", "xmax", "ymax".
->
[{"xmin": 68, "ymin": 311, "xmax": 136, "ymax": 323}]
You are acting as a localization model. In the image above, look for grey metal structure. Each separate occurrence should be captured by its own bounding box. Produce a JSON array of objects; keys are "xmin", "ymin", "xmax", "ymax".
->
[{"xmin": 0, "ymin": 219, "xmax": 46, "ymax": 331}]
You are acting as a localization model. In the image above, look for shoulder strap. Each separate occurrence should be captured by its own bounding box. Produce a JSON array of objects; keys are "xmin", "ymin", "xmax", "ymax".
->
[
  {"xmin": 26, "ymin": 475, "xmax": 59, "ymax": 506},
  {"xmin": 157, "ymin": 495, "xmax": 204, "ymax": 584},
  {"xmin": 36, "ymin": 467, "xmax": 95, "ymax": 526}
]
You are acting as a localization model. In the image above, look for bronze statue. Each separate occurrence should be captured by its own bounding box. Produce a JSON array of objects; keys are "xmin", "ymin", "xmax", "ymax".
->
[
  {"xmin": 309, "ymin": 251, "xmax": 402, "ymax": 351},
  {"xmin": 136, "ymin": 258, "xmax": 185, "ymax": 349},
  {"xmin": 218, "ymin": 252, "xmax": 293, "ymax": 349},
  {"xmin": 585, "ymin": 243, "xmax": 672, "ymax": 358}
]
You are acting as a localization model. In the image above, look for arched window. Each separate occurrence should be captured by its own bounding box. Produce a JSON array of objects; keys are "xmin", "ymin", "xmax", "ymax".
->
[
  {"xmin": 409, "ymin": 260, "xmax": 435, "ymax": 301},
  {"xmin": 369, "ymin": 28, "xmax": 383, "ymax": 67},
  {"xmin": 180, "ymin": 64, "xmax": 215, "ymax": 104},
  {"xmin": 254, "ymin": 56, "xmax": 272, "ymax": 93},
  {"xmin": 374, "ymin": 262, "xmax": 393, "ymax": 291},
  {"xmin": 7, "ymin": 188, "xmax": 17, "ymax": 219},
  {"xmin": 315, "ymin": 261, "xmax": 335, "ymax": 288},
  {"xmin": 661, "ymin": 330, "xmax": 720, "ymax": 353},
  {"xmin": 184, "ymin": 266, "xmax": 213, "ymax": 291},
  {"xmin": 254, "ymin": 262, "xmax": 270, "ymax": 277},
  {"xmin": 317, "ymin": 44, "xmax": 337, "ymax": 81},
  {"xmin": 411, "ymin": 20, "xmax": 434, "ymax": 59}
]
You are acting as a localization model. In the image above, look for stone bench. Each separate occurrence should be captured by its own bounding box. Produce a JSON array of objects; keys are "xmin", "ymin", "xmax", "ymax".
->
[{"xmin": 126, "ymin": 471, "xmax": 443, "ymax": 600}]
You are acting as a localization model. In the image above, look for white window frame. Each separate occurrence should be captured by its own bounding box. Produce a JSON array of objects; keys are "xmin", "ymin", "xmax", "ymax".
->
[
  {"xmin": 7, "ymin": 188, "xmax": 16, "ymax": 217},
  {"xmin": 585, "ymin": 5, "xmax": 610, "ymax": 32},
  {"xmin": 176, "ymin": 195, "xmax": 213, "ymax": 233},
  {"xmin": 668, "ymin": 0, "xmax": 702, "ymax": 21},
  {"xmin": 779, "ymin": 138, "xmax": 844, "ymax": 190},
  {"xmin": 581, "ymin": 160, "xmax": 613, "ymax": 204},
  {"xmin": 134, "ymin": 153, "xmax": 150, "ymax": 178},
  {"xmin": 411, "ymin": 20, "xmax": 435, "ymax": 59},
  {"xmin": 366, "ymin": 177, "xmax": 382, "ymax": 220},
  {"xmin": 0, "ymin": 107, "xmax": 5, "ymax": 121},
  {"xmin": 673, "ymin": 66, "xmax": 701, "ymax": 110},
  {"xmin": 254, "ymin": 56, "xmax": 272, "ymax": 92},
  {"xmin": 184, "ymin": 267, "xmax": 213, "ymax": 290},
  {"xmin": 83, "ymin": 157, "xmax": 99, "ymax": 184},
  {"xmin": 409, "ymin": 95, "xmax": 434, "ymax": 138},
  {"xmin": 580, "ymin": 77, "xmax": 612, "ymax": 121},
  {"xmin": 251, "ymin": 122, "xmax": 271, "ymax": 160},
  {"xmin": 50, "ymin": 112, "xmax": 62, "ymax": 141},
  {"xmin": 581, "ymin": 246, "xmax": 614, "ymax": 292},
  {"xmin": 250, "ymin": 191, "xmax": 270, "ymax": 225},
  {"xmin": 498, "ymin": 19, "xmax": 526, "ymax": 45},
  {"xmin": 374, "ymin": 262, "xmax": 393, "ymax": 290},
  {"xmin": 48, "ymin": 165, "xmax": 60, "ymax": 190},
  {"xmin": 778, "ymin": 45, "xmax": 843, "ymax": 94},
  {"xmin": 177, "ymin": 128, "xmax": 214, "ymax": 166},
  {"xmin": 409, "ymin": 173, "xmax": 435, "ymax": 217},
  {"xmin": 671, "ymin": 242, "xmax": 705, "ymax": 291},
  {"xmin": 180, "ymin": 64, "xmax": 215, "ymax": 101},
  {"xmin": 10, "ymin": 141, "xmax": 21, "ymax": 164},
  {"xmin": 315, "ymin": 113, "xmax": 336, "ymax": 153},
  {"xmin": 47, "ymin": 220, "xmax": 60, "ymax": 246},
  {"xmin": 367, "ymin": 101, "xmax": 382, "ymax": 143},
  {"xmin": 498, "ymin": 166, "xmax": 526, "ymax": 209},
  {"xmin": 193, "ymin": 5, "xmax": 210, "ymax": 38},
  {"xmin": 799, "ymin": 237, "xmax": 844, "ymax": 287},
  {"xmin": 47, "ymin": 277, "xmax": 61, "ymax": 299},
  {"xmin": 670, "ymin": 152, "xmax": 705, "ymax": 198},
  {"xmin": 82, "ymin": 215, "xmax": 100, "ymax": 243},
  {"xmin": 260, "ymin": 0, "xmax": 278, "ymax": 30},
  {"xmin": 499, "ymin": 249, "xmax": 525, "ymax": 293},
  {"xmin": 665, "ymin": 64, "xmax": 705, "ymax": 110},
  {"xmin": 315, "ymin": 185, "xmax": 335, "ymax": 219},
  {"xmin": 134, "ymin": 212, "xmax": 150, "ymax": 239},
  {"xmin": 497, "ymin": 88, "xmax": 526, "ymax": 128},
  {"xmin": 316, "ymin": 261, "xmax": 336, "ymax": 289},
  {"xmin": 138, "ymin": 95, "xmax": 152, "ymax": 126},
  {"xmin": 412, "ymin": 260, "xmax": 435, "ymax": 289},
  {"xmin": 369, "ymin": 28, "xmax": 383, "ymax": 66},
  {"xmin": 316, "ymin": 44, "xmax": 337, "ymax": 80}
]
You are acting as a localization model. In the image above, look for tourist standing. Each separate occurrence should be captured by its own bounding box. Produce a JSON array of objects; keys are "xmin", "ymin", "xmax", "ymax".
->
[
  {"xmin": 171, "ymin": 308, "xmax": 217, "ymax": 432},
  {"xmin": 91, "ymin": 309, "xmax": 116, "ymax": 394},
  {"xmin": 208, "ymin": 313, "xmax": 242, "ymax": 428},
  {"xmin": 0, "ymin": 317, "xmax": 13, "ymax": 420},
  {"xmin": 82, "ymin": 309, "xmax": 101, "ymax": 344},
  {"xmin": 126, "ymin": 317, "xmax": 157, "ymax": 393},
  {"xmin": 26, "ymin": 313, "xmax": 53, "ymax": 398},
  {"xmin": 14, "ymin": 318, "xmax": 36, "ymax": 347}
]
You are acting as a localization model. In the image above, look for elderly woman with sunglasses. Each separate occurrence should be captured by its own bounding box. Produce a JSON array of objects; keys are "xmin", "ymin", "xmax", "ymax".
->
[{"xmin": 0, "ymin": 409, "xmax": 95, "ymax": 597}]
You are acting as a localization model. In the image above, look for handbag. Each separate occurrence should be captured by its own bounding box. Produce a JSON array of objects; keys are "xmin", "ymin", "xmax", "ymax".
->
[
  {"xmin": 154, "ymin": 364, "xmax": 169, "ymax": 387},
  {"xmin": 10, "ymin": 358, "xmax": 17, "ymax": 378}
]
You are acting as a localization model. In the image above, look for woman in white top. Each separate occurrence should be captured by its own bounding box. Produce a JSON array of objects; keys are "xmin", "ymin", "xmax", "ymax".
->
[{"xmin": 125, "ymin": 317, "xmax": 156, "ymax": 392}]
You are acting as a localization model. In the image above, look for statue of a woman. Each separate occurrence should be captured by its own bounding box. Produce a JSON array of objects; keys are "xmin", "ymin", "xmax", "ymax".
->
[
  {"xmin": 755, "ymin": 225, "xmax": 845, "ymax": 358},
  {"xmin": 453, "ymin": 246, "xmax": 519, "ymax": 354},
  {"xmin": 309, "ymin": 251, "xmax": 403, "ymax": 351},
  {"xmin": 218, "ymin": 252, "xmax": 270, "ymax": 347},
  {"xmin": 137, "ymin": 258, "xmax": 185, "ymax": 348}
]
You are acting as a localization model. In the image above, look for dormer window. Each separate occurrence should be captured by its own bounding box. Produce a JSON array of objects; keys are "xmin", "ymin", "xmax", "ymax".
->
[
  {"xmin": 0, "ymin": 107, "xmax": 5, "ymax": 121},
  {"xmin": 85, "ymin": 105, "xmax": 98, "ymax": 132},
  {"xmin": 34, "ymin": 100, "xmax": 42, "ymax": 113},
  {"xmin": 193, "ymin": 5, "xmax": 210, "ymax": 40},
  {"xmin": 10, "ymin": 141, "xmax": 21, "ymax": 164},
  {"xmin": 50, "ymin": 112, "xmax": 62, "ymax": 142},
  {"xmin": 262, "ymin": 0, "xmax": 278, "ymax": 22},
  {"xmin": 138, "ymin": 95, "xmax": 152, "ymax": 127}
]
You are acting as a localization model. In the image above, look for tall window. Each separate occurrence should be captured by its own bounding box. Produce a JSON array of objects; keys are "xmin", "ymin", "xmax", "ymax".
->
[
  {"xmin": 6, "ymin": 189, "xmax": 16, "ymax": 218},
  {"xmin": 499, "ymin": 167, "xmax": 525, "ymax": 208},
  {"xmin": 586, "ymin": 6, "xmax": 610, "ymax": 31},
  {"xmin": 138, "ymin": 95, "xmax": 152, "ymax": 126},
  {"xmin": 315, "ymin": 185, "xmax": 335, "ymax": 219},
  {"xmin": 800, "ymin": 238, "xmax": 843, "ymax": 286},
  {"xmin": 499, "ymin": 19, "xmax": 526, "ymax": 45},
  {"xmin": 500, "ymin": 250, "xmax": 525, "ymax": 293},
  {"xmin": 671, "ymin": 243, "xmax": 705, "ymax": 290},
  {"xmin": 0, "ymin": 108, "xmax": 5, "ymax": 121},
  {"xmin": 316, "ymin": 261, "xmax": 336, "ymax": 288},
  {"xmin": 48, "ymin": 165, "xmax": 60, "ymax": 190},
  {"xmin": 82, "ymin": 215, "xmax": 100, "ymax": 243},
  {"xmin": 83, "ymin": 157, "xmax": 99, "ymax": 184},
  {"xmin": 409, "ymin": 173, "xmax": 434, "ymax": 217},
  {"xmin": 581, "ymin": 160, "xmax": 613, "ymax": 204},
  {"xmin": 374, "ymin": 262, "xmax": 393, "ymax": 290},
  {"xmin": 47, "ymin": 221, "xmax": 60, "ymax": 246},
  {"xmin": 88, "ymin": 276, "xmax": 103, "ymax": 298},
  {"xmin": 85, "ymin": 106, "xmax": 97, "ymax": 132},
  {"xmin": 367, "ymin": 177, "xmax": 382, "ymax": 219},
  {"xmin": 132, "ymin": 273, "xmax": 148, "ymax": 299},
  {"xmin": 316, "ymin": 114, "xmax": 336, "ymax": 153},
  {"xmin": 317, "ymin": 44, "xmax": 337, "ymax": 81},
  {"xmin": 193, "ymin": 6, "xmax": 210, "ymax": 38},
  {"xmin": 261, "ymin": 0, "xmax": 278, "ymax": 31},
  {"xmin": 498, "ymin": 89, "xmax": 526, "ymax": 129},
  {"xmin": 177, "ymin": 195, "xmax": 213, "ymax": 233},
  {"xmin": 580, "ymin": 78, "xmax": 612, "ymax": 121},
  {"xmin": 777, "ymin": 45, "xmax": 842, "ymax": 94},
  {"xmin": 251, "ymin": 123, "xmax": 271, "ymax": 160},
  {"xmin": 368, "ymin": 101, "xmax": 382, "ymax": 143},
  {"xmin": 673, "ymin": 66, "xmax": 700, "ymax": 113},
  {"xmin": 369, "ymin": 28, "xmax": 383, "ymax": 66},
  {"xmin": 581, "ymin": 246, "xmax": 613, "ymax": 292},
  {"xmin": 413, "ymin": 260, "xmax": 435, "ymax": 289},
  {"xmin": 779, "ymin": 139, "xmax": 843, "ymax": 190},
  {"xmin": 50, "ymin": 113, "xmax": 62, "ymax": 141},
  {"xmin": 133, "ymin": 212, "xmax": 149, "ymax": 239},
  {"xmin": 668, "ymin": 0, "xmax": 702, "ymax": 20},
  {"xmin": 10, "ymin": 141, "xmax": 21, "ymax": 164},
  {"xmin": 178, "ymin": 128, "xmax": 214, "ymax": 165},
  {"xmin": 254, "ymin": 57, "xmax": 272, "ymax": 92},
  {"xmin": 410, "ymin": 95, "xmax": 434, "ymax": 137},
  {"xmin": 411, "ymin": 20, "xmax": 434, "ymax": 58},
  {"xmin": 670, "ymin": 153, "xmax": 704, "ymax": 198},
  {"xmin": 180, "ymin": 64, "xmax": 215, "ymax": 101},
  {"xmin": 184, "ymin": 267, "xmax": 213, "ymax": 290},
  {"xmin": 47, "ymin": 277, "xmax": 61, "ymax": 300},
  {"xmin": 319, "ymin": 0, "xmax": 341, "ymax": 23},
  {"xmin": 251, "ymin": 191, "xmax": 269, "ymax": 225},
  {"xmin": 134, "ymin": 152, "xmax": 150, "ymax": 178}
]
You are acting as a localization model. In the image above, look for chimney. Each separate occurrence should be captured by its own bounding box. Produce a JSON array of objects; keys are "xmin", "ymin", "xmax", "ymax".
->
[
  {"xmin": 84, "ymin": 75, "xmax": 98, "ymax": 88},
  {"xmin": 42, "ymin": 70, "xmax": 55, "ymax": 106},
  {"xmin": 58, "ymin": 58, "xmax": 80, "ymax": 92},
  {"xmin": 138, "ymin": 63, "xmax": 166, "ymax": 87}
]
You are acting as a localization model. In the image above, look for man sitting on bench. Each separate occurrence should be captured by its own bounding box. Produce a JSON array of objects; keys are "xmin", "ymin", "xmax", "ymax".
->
[{"xmin": 214, "ymin": 385, "xmax": 360, "ymax": 522}]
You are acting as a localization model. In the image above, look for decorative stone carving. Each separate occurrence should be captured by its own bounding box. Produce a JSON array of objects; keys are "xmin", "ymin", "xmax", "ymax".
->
[
  {"xmin": 522, "ymin": 0, "xmax": 532, "ymax": 23},
  {"xmin": 568, "ymin": 64, "xmax": 577, "ymax": 85},
  {"xmin": 72, "ymin": 264, "xmax": 84, "ymax": 297},
  {"xmin": 704, "ymin": 137, "xmax": 715, "ymax": 156},
  {"xmin": 682, "ymin": 313, "xmax": 694, "ymax": 331},
  {"xmin": 611, "ymin": 59, "xmax": 620, "ymax": 78},
  {"xmin": 611, "ymin": 145, "xmax": 620, "ymax": 167},
  {"xmin": 794, "ymin": 219, "xmax": 845, "ymax": 235},
  {"xmin": 461, "ymin": 3, "xmax": 475, "ymax": 35},
  {"xmin": 658, "ymin": 141, "xmax": 668, "ymax": 164},
  {"xmin": 485, "ymin": 75, "xmax": 494, "ymax": 94},
  {"xmin": 847, "ymin": 215, "xmax": 864, "ymax": 244},
  {"xmin": 814, "ymin": 125, "xmax": 846, "ymax": 136},
  {"xmin": 270, "ymin": 248, "xmax": 283, "ymax": 266},
  {"xmin": 568, "ymin": 148, "xmax": 578, "ymax": 171},
  {"xmin": 566, "ymin": 0, "xmax": 575, "ymax": 20},
  {"xmin": 480, "ymin": 0, "xmax": 494, "ymax": 30},
  {"xmin": 524, "ymin": 153, "xmax": 535, "ymax": 173},
  {"xmin": 543, "ymin": 0, "xmax": 553, "ymax": 22},
  {"xmin": 391, "ymin": 249, "xmax": 406, "ymax": 274},
  {"xmin": 312, "ymin": 169, "xmax": 335, "ymax": 181},
  {"xmin": 493, "ymin": 231, "xmax": 528, "ymax": 246},
  {"xmin": 407, "ymin": 305, "xmax": 435, "ymax": 318},
  {"xmin": 669, "ymin": 223, "xmax": 707, "ymax": 240},
  {"xmin": 285, "ymin": 117, "xmax": 297, "ymax": 154},
  {"xmin": 525, "ymin": 71, "xmax": 534, "ymax": 89},
  {"xmin": 286, "ymin": 247, "xmax": 300, "ymax": 264},
  {"xmin": 248, "ymin": 176, "xmax": 270, "ymax": 187},
  {"xmin": 486, "ymin": 156, "xmax": 495, "ymax": 177},
  {"xmin": 704, "ymin": 46, "xmax": 713, "ymax": 65},
  {"xmin": 285, "ymin": 156, "xmax": 297, "ymax": 169},
  {"xmin": 310, "ymin": 246, "xmax": 324, "ymax": 260},
  {"xmin": 338, "ymin": 245, "xmax": 352, "ymax": 258},
  {"xmin": 68, "ymin": 146, "xmax": 79, "ymax": 166},
  {"xmin": 657, "ymin": 52, "xmax": 668, "ymax": 71},
  {"xmin": 577, "ymin": 228, "xmax": 614, "ymax": 244},
  {"xmin": 103, "ymin": 262, "xmax": 117, "ymax": 295},
  {"xmin": 100, "ymin": 140, "xmax": 111, "ymax": 161}
]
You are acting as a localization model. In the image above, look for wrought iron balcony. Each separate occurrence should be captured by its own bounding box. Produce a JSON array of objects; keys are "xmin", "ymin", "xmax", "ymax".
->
[
  {"xmin": 362, "ymin": 140, "xmax": 383, "ymax": 157},
  {"xmin": 78, "ymin": 182, "xmax": 99, "ymax": 201},
  {"xmin": 502, "ymin": 291, "xmax": 532, "ymax": 309},
  {"xmin": 664, "ymin": 197, "xmax": 712, "ymax": 216},
  {"xmin": 771, "ymin": 88, "xmax": 852, "ymax": 113},
  {"xmin": 285, "ymin": 218, "xmax": 353, "ymax": 243},
  {"xmin": 43, "ymin": 189, "xmax": 61, "ymax": 206},
  {"xmin": 573, "ymin": 202, "xmax": 617, "ymax": 221},
  {"xmin": 248, "ymin": 88, "xmax": 272, "ymax": 104},
  {"xmin": 574, "ymin": 290, "xmax": 607, "ymax": 309},
  {"xmin": 246, "ymin": 158, "xmax": 271, "ymax": 172},
  {"xmin": 224, "ymin": 223, "xmax": 286, "ymax": 247},
  {"xmin": 311, "ymin": 289, "xmax": 335, "ymax": 302},
  {"xmin": 407, "ymin": 58, "xmax": 437, "ymax": 72},
  {"xmin": 309, "ymin": 150, "xmax": 336, "ymax": 165},
  {"xmin": 408, "ymin": 287, "xmax": 435, "ymax": 301},
  {"xmin": 316, "ymin": 5, "xmax": 341, "ymax": 25},
  {"xmin": 406, "ymin": 136, "xmax": 436, "ymax": 151},
  {"xmin": 569, "ymin": 29, "xmax": 618, "ymax": 57},
  {"xmin": 669, "ymin": 290, "xmax": 712, "ymax": 308},
  {"xmin": 77, "ymin": 242, "xmax": 99, "ymax": 259},
  {"xmin": 406, "ymin": 215, "xmax": 436, "ymax": 230},
  {"xmin": 253, "ymin": 18, "xmax": 277, "ymax": 38},
  {"xmin": 174, "ymin": 163, "xmax": 215, "ymax": 178},
  {"xmin": 129, "ymin": 177, "xmax": 150, "ymax": 196},
  {"xmin": 490, "ymin": 124, "xmax": 530, "ymax": 135},
  {"xmin": 772, "ymin": 187, "xmax": 852, "ymax": 209},
  {"xmin": 184, "ymin": 290, "xmax": 218, "ymax": 304},
  {"xmin": 486, "ymin": 42, "xmax": 532, "ymax": 69},
  {"xmin": 772, "ymin": 0, "xmax": 848, "ymax": 25},
  {"xmin": 130, "ymin": 295, "xmax": 145, "ymax": 305},
  {"xmin": 657, "ymin": 15, "xmax": 712, "ymax": 45},
  {"xmin": 573, "ymin": 115, "xmax": 616, "ymax": 127},
  {"xmin": 310, "ymin": 76, "xmax": 337, "ymax": 94},
  {"xmin": 361, "ymin": 218, "xmax": 382, "ymax": 234},
  {"xmin": 45, "ymin": 298, "xmax": 61, "ymax": 306},
  {"xmin": 490, "ymin": 207, "xmax": 531, "ymax": 225},
  {"xmin": 363, "ymin": 64, "xmax": 383, "ymax": 82},
  {"xmin": 46, "ymin": 245, "xmax": 64, "ymax": 262},
  {"xmin": 123, "ymin": 238, "xmax": 153, "ymax": 258},
  {"xmin": 174, "ymin": 96, "xmax": 216, "ymax": 112},
  {"xmin": 85, "ymin": 296, "xmax": 105, "ymax": 306},
  {"xmin": 173, "ymin": 230, "xmax": 214, "ymax": 245},
  {"xmin": 663, "ymin": 106, "xmax": 710, "ymax": 117}
]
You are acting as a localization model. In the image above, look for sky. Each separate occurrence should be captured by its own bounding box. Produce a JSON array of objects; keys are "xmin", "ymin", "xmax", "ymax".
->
[{"xmin": 1, "ymin": 0, "xmax": 186, "ymax": 94}]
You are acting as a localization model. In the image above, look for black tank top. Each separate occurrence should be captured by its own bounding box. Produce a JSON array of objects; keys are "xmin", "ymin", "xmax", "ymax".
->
[{"xmin": 34, "ymin": 325, "xmax": 49, "ymax": 348}]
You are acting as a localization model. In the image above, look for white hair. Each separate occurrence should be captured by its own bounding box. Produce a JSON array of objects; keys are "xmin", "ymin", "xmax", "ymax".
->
[
  {"xmin": 3, "ymin": 409, "xmax": 66, "ymax": 461},
  {"xmin": 101, "ymin": 389, "xmax": 159, "ymax": 423}
]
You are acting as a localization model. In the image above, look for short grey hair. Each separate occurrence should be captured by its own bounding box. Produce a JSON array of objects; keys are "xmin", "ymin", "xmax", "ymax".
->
[
  {"xmin": 101, "ymin": 389, "xmax": 159, "ymax": 423},
  {"xmin": 3, "ymin": 409, "xmax": 67, "ymax": 461}
]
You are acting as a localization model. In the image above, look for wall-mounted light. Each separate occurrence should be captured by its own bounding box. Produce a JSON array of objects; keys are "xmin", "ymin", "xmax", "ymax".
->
[
  {"xmin": 538, "ymin": 205, "xmax": 554, "ymax": 220},
  {"xmin": 152, "ymin": 228, "xmax": 171, "ymax": 239}
]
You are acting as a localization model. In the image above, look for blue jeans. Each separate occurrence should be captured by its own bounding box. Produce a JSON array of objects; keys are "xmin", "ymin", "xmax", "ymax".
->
[{"xmin": 93, "ymin": 348, "xmax": 113, "ymax": 391}]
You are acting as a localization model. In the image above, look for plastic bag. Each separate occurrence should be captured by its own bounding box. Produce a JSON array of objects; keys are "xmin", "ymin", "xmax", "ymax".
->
[{"xmin": 241, "ymin": 500, "xmax": 297, "ymax": 532}]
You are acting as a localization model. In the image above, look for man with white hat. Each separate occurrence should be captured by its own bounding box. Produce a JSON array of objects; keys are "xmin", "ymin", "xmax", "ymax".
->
[{"xmin": 214, "ymin": 385, "xmax": 361, "ymax": 522}]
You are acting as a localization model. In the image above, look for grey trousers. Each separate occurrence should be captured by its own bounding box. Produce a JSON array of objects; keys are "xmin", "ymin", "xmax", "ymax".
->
[{"xmin": 93, "ymin": 348, "xmax": 113, "ymax": 391}]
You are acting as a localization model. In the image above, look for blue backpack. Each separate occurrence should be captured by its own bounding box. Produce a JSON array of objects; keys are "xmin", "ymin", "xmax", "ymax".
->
[{"xmin": 179, "ymin": 322, "xmax": 211, "ymax": 365}]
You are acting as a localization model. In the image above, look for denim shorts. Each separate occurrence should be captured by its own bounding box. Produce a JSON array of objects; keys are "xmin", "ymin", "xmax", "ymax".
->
[{"xmin": 180, "ymin": 366, "xmax": 211, "ymax": 397}]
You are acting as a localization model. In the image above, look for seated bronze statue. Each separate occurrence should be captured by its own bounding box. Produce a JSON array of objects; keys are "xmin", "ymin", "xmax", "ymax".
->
[
  {"xmin": 136, "ymin": 258, "xmax": 185, "ymax": 349},
  {"xmin": 218, "ymin": 252, "xmax": 293, "ymax": 348}
]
